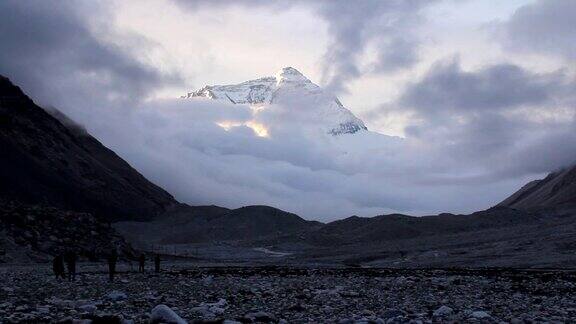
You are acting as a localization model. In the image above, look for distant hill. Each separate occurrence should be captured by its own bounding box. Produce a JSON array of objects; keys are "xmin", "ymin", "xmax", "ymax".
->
[
  {"xmin": 115, "ymin": 204, "xmax": 322, "ymax": 245},
  {"xmin": 305, "ymin": 207, "xmax": 541, "ymax": 246},
  {"xmin": 499, "ymin": 166, "xmax": 576, "ymax": 210}
]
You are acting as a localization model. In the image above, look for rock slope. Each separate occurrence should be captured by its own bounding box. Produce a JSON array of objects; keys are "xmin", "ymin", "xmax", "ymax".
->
[
  {"xmin": 0, "ymin": 75, "xmax": 177, "ymax": 222},
  {"xmin": 0, "ymin": 199, "xmax": 133, "ymax": 263},
  {"xmin": 499, "ymin": 165, "xmax": 576, "ymax": 210}
]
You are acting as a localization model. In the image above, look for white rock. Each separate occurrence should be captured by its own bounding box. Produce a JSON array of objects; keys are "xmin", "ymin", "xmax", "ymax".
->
[
  {"xmin": 36, "ymin": 306, "xmax": 50, "ymax": 314},
  {"xmin": 150, "ymin": 304, "xmax": 187, "ymax": 324},
  {"xmin": 433, "ymin": 305, "xmax": 453, "ymax": 317},
  {"xmin": 77, "ymin": 304, "xmax": 97, "ymax": 314},
  {"xmin": 204, "ymin": 298, "xmax": 227, "ymax": 308},
  {"xmin": 106, "ymin": 291, "xmax": 127, "ymax": 301},
  {"xmin": 470, "ymin": 311, "xmax": 491, "ymax": 319},
  {"xmin": 209, "ymin": 306, "xmax": 225, "ymax": 315},
  {"xmin": 201, "ymin": 275, "xmax": 214, "ymax": 285}
]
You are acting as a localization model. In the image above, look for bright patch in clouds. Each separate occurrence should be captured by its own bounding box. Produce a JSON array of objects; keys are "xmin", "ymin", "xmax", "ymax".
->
[
  {"xmin": 245, "ymin": 121, "xmax": 269, "ymax": 138},
  {"xmin": 217, "ymin": 120, "xmax": 269, "ymax": 138}
]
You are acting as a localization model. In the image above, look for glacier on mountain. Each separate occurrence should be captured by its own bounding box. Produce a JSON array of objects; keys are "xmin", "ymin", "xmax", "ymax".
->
[{"xmin": 183, "ymin": 67, "xmax": 368, "ymax": 136}]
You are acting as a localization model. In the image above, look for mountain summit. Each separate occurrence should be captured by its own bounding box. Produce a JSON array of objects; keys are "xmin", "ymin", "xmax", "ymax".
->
[
  {"xmin": 275, "ymin": 66, "xmax": 309, "ymax": 84},
  {"xmin": 183, "ymin": 67, "xmax": 367, "ymax": 135}
]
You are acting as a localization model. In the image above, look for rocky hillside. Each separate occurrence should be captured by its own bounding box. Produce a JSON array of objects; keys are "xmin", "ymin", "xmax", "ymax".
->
[
  {"xmin": 499, "ymin": 166, "xmax": 576, "ymax": 210},
  {"xmin": 0, "ymin": 75, "xmax": 177, "ymax": 222},
  {"xmin": 0, "ymin": 199, "xmax": 133, "ymax": 263}
]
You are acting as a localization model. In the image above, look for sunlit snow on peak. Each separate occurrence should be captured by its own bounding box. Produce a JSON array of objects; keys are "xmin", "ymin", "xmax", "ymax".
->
[
  {"xmin": 185, "ymin": 67, "xmax": 367, "ymax": 136},
  {"xmin": 275, "ymin": 66, "xmax": 310, "ymax": 85}
]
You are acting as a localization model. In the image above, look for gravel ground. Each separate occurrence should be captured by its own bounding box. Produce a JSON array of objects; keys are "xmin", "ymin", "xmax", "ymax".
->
[{"xmin": 1, "ymin": 264, "xmax": 576, "ymax": 323}]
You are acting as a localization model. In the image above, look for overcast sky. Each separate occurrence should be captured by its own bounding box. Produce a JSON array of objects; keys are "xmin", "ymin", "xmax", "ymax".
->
[{"xmin": 1, "ymin": 0, "xmax": 575, "ymax": 221}]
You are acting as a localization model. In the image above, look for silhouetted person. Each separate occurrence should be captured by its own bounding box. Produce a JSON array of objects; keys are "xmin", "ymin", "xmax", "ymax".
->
[
  {"xmin": 108, "ymin": 250, "xmax": 118, "ymax": 282},
  {"xmin": 138, "ymin": 253, "xmax": 145, "ymax": 273},
  {"xmin": 63, "ymin": 250, "xmax": 77, "ymax": 281},
  {"xmin": 52, "ymin": 254, "xmax": 65, "ymax": 279},
  {"xmin": 154, "ymin": 254, "xmax": 160, "ymax": 273}
]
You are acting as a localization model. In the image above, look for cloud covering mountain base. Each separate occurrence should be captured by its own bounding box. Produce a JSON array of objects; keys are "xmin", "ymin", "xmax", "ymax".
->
[{"xmin": 83, "ymin": 93, "xmax": 527, "ymax": 221}]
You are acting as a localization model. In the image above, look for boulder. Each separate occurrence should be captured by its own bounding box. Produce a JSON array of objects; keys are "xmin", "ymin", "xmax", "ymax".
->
[
  {"xmin": 106, "ymin": 291, "xmax": 127, "ymax": 302},
  {"xmin": 433, "ymin": 306, "xmax": 453, "ymax": 317},
  {"xmin": 150, "ymin": 304, "xmax": 187, "ymax": 324}
]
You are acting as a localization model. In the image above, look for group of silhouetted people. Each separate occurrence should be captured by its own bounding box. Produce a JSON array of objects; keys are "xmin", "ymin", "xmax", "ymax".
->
[
  {"xmin": 52, "ymin": 250, "xmax": 77, "ymax": 281},
  {"xmin": 138, "ymin": 253, "xmax": 161, "ymax": 273},
  {"xmin": 52, "ymin": 250, "xmax": 161, "ymax": 282}
]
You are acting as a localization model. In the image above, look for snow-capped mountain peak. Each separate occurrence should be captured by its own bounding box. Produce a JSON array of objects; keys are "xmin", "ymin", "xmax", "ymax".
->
[
  {"xmin": 183, "ymin": 67, "xmax": 367, "ymax": 135},
  {"xmin": 275, "ymin": 66, "xmax": 310, "ymax": 84}
]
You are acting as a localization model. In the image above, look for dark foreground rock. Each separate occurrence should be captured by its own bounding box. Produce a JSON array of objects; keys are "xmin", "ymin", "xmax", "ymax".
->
[
  {"xmin": 1, "ymin": 265, "xmax": 575, "ymax": 323},
  {"xmin": 0, "ymin": 200, "xmax": 134, "ymax": 263}
]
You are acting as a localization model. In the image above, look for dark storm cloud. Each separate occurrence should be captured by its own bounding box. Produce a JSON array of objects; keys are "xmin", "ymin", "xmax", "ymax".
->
[
  {"xmin": 387, "ymin": 0, "xmax": 576, "ymax": 182},
  {"xmin": 315, "ymin": 0, "xmax": 432, "ymax": 94},
  {"xmin": 393, "ymin": 58, "xmax": 576, "ymax": 179},
  {"xmin": 0, "ymin": 0, "xmax": 180, "ymax": 108},
  {"xmin": 173, "ymin": 0, "xmax": 433, "ymax": 94},
  {"xmin": 502, "ymin": 127, "xmax": 576, "ymax": 176},
  {"xmin": 371, "ymin": 37, "xmax": 420, "ymax": 73},
  {"xmin": 496, "ymin": 0, "xmax": 576, "ymax": 60},
  {"xmin": 400, "ymin": 59, "xmax": 566, "ymax": 115}
]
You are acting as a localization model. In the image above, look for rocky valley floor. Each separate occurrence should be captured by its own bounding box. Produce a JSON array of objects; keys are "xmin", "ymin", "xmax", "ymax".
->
[{"xmin": 1, "ymin": 264, "xmax": 576, "ymax": 323}]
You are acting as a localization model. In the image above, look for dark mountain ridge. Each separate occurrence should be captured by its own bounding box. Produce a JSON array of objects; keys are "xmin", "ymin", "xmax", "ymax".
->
[
  {"xmin": 304, "ymin": 207, "xmax": 543, "ymax": 246},
  {"xmin": 499, "ymin": 166, "xmax": 576, "ymax": 210},
  {"xmin": 115, "ymin": 204, "xmax": 322, "ymax": 246},
  {"xmin": 0, "ymin": 75, "xmax": 177, "ymax": 222}
]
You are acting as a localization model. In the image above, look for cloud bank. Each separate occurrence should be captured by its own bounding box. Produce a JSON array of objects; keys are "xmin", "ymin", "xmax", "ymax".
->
[
  {"xmin": 395, "ymin": 57, "xmax": 576, "ymax": 179},
  {"xmin": 91, "ymin": 96, "xmax": 525, "ymax": 221},
  {"xmin": 496, "ymin": 0, "xmax": 576, "ymax": 60}
]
